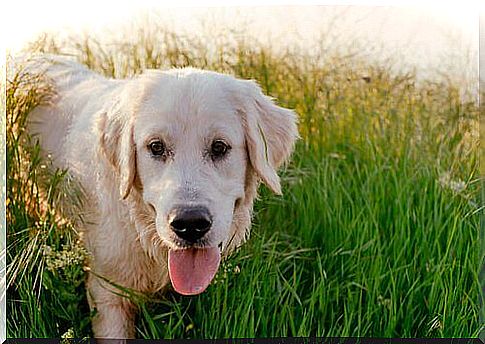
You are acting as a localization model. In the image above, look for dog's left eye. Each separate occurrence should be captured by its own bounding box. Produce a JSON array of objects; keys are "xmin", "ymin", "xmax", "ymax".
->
[
  {"xmin": 210, "ymin": 140, "xmax": 230, "ymax": 160},
  {"xmin": 148, "ymin": 140, "xmax": 165, "ymax": 156}
]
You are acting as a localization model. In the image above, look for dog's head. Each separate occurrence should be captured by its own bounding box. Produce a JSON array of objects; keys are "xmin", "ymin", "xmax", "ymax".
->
[{"xmin": 98, "ymin": 68, "xmax": 298, "ymax": 295}]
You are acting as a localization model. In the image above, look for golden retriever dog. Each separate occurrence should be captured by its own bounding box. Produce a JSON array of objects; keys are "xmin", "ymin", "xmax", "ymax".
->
[{"xmin": 16, "ymin": 54, "xmax": 298, "ymax": 339}]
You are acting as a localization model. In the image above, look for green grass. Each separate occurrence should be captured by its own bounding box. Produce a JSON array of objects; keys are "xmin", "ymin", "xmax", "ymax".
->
[{"xmin": 6, "ymin": 24, "xmax": 482, "ymax": 339}]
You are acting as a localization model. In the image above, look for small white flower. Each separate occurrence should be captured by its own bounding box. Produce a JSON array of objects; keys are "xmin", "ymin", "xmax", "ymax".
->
[
  {"xmin": 329, "ymin": 152, "xmax": 345, "ymax": 160},
  {"xmin": 449, "ymin": 180, "xmax": 466, "ymax": 193},
  {"xmin": 43, "ymin": 242, "xmax": 88, "ymax": 272},
  {"xmin": 438, "ymin": 171, "xmax": 466, "ymax": 194}
]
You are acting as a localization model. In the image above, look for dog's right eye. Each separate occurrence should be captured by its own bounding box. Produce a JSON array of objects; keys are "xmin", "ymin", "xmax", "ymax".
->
[{"xmin": 148, "ymin": 140, "xmax": 165, "ymax": 156}]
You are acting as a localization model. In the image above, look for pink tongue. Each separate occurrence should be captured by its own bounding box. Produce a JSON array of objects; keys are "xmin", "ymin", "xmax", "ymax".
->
[{"xmin": 168, "ymin": 247, "xmax": 221, "ymax": 296}]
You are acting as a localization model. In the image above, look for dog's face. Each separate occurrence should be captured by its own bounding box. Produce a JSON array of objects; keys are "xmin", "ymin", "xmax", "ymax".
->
[
  {"xmin": 134, "ymin": 71, "xmax": 247, "ymax": 252},
  {"xmin": 99, "ymin": 68, "xmax": 298, "ymax": 295}
]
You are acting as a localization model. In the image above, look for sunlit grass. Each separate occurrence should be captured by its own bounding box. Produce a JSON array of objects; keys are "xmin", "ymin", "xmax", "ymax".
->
[{"xmin": 6, "ymin": 23, "xmax": 482, "ymax": 339}]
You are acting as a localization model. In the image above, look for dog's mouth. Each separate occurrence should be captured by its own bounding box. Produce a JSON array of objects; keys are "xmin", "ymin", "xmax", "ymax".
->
[{"xmin": 168, "ymin": 247, "xmax": 221, "ymax": 295}]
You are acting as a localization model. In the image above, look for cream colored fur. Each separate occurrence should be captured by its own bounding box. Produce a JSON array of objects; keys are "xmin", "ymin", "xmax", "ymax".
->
[{"xmin": 15, "ymin": 54, "xmax": 298, "ymax": 339}]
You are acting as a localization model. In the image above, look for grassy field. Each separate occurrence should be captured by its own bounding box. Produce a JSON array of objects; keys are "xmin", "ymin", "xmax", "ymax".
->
[{"xmin": 5, "ymin": 24, "xmax": 482, "ymax": 339}]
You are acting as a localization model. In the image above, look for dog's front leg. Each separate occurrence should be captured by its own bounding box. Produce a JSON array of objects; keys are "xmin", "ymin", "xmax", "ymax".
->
[{"xmin": 87, "ymin": 274, "xmax": 137, "ymax": 339}]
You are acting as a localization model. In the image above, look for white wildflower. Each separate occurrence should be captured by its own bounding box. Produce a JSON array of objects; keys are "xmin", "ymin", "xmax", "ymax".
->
[
  {"xmin": 43, "ymin": 242, "xmax": 89, "ymax": 272},
  {"xmin": 329, "ymin": 152, "xmax": 346, "ymax": 160},
  {"xmin": 438, "ymin": 171, "xmax": 466, "ymax": 194},
  {"xmin": 449, "ymin": 180, "xmax": 466, "ymax": 193}
]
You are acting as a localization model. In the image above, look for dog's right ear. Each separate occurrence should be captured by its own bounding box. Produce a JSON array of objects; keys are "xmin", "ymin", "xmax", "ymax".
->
[{"xmin": 97, "ymin": 99, "xmax": 137, "ymax": 200}]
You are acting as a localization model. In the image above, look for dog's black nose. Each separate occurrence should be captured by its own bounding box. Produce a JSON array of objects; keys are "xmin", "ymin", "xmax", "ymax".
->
[{"xmin": 168, "ymin": 206, "xmax": 212, "ymax": 243}]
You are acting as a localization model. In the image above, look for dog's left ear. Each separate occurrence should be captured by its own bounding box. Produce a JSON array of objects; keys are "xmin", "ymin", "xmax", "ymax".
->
[{"xmin": 239, "ymin": 80, "xmax": 299, "ymax": 195}]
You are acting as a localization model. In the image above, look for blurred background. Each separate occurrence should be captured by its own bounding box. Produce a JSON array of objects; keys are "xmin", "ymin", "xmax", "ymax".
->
[{"xmin": 3, "ymin": 2, "xmax": 480, "ymax": 84}]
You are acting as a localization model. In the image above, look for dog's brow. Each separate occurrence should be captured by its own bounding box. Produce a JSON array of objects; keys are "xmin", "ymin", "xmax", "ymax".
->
[{"xmin": 206, "ymin": 121, "xmax": 243, "ymax": 141}]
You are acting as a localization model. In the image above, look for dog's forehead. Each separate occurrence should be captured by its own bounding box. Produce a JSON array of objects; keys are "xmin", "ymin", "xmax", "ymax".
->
[{"xmin": 134, "ymin": 70, "xmax": 244, "ymax": 141}]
